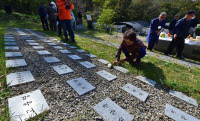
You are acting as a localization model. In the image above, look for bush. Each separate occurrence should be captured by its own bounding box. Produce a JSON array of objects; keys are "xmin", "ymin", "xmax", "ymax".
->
[{"xmin": 195, "ymin": 24, "xmax": 200, "ymax": 36}]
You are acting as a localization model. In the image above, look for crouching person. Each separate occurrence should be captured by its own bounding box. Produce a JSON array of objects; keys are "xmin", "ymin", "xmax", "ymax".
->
[{"xmin": 113, "ymin": 29, "xmax": 146, "ymax": 65}]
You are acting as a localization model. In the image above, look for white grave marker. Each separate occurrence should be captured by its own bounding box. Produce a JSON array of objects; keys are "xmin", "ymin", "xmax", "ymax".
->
[
  {"xmin": 93, "ymin": 98, "xmax": 134, "ymax": 121},
  {"xmin": 37, "ymin": 51, "xmax": 51, "ymax": 55},
  {"xmin": 26, "ymin": 40, "xmax": 35, "ymax": 43},
  {"xmin": 29, "ymin": 43, "xmax": 39, "ymax": 46},
  {"xmin": 114, "ymin": 66, "xmax": 129, "ymax": 73},
  {"xmin": 5, "ymin": 42, "xmax": 17, "ymax": 46},
  {"xmin": 33, "ymin": 46, "xmax": 45, "ymax": 50},
  {"xmin": 86, "ymin": 54, "xmax": 96, "ymax": 58},
  {"xmin": 135, "ymin": 76, "xmax": 156, "ymax": 86},
  {"xmin": 43, "ymin": 57, "xmax": 61, "ymax": 63},
  {"xmin": 68, "ymin": 46, "xmax": 77, "ymax": 49},
  {"xmin": 43, "ymin": 40, "xmax": 51, "ymax": 43},
  {"xmin": 48, "ymin": 43, "xmax": 57, "ymax": 46},
  {"xmin": 59, "ymin": 50, "xmax": 71, "ymax": 54},
  {"xmin": 67, "ymin": 77, "xmax": 96, "ymax": 96},
  {"xmin": 5, "ymin": 52, "xmax": 22, "ymax": 58},
  {"xmin": 5, "ymin": 39, "xmax": 15, "ymax": 42},
  {"xmin": 68, "ymin": 55, "xmax": 82, "ymax": 60},
  {"xmin": 6, "ymin": 59, "xmax": 27, "ymax": 68},
  {"xmin": 61, "ymin": 43, "xmax": 70, "ymax": 46},
  {"xmin": 52, "ymin": 65, "xmax": 73, "ymax": 75},
  {"xmin": 76, "ymin": 49, "xmax": 85, "ymax": 53},
  {"xmin": 96, "ymin": 70, "xmax": 117, "ymax": 81},
  {"xmin": 98, "ymin": 59, "xmax": 109, "ymax": 64},
  {"xmin": 52, "ymin": 46, "xmax": 63, "ymax": 49},
  {"xmin": 5, "ymin": 46, "xmax": 19, "ymax": 50},
  {"xmin": 79, "ymin": 61, "xmax": 96, "ymax": 69},
  {"xmin": 7, "ymin": 71, "xmax": 35, "ymax": 87},
  {"xmin": 8, "ymin": 90, "xmax": 50, "ymax": 121}
]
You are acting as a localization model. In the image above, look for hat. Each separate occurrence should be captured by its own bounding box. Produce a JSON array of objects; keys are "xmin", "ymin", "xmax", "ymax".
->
[
  {"xmin": 50, "ymin": 2, "xmax": 56, "ymax": 5},
  {"xmin": 186, "ymin": 10, "xmax": 196, "ymax": 15}
]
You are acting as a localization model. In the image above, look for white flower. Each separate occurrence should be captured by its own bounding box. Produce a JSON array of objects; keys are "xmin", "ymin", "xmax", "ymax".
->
[
  {"xmin": 158, "ymin": 26, "xmax": 162, "ymax": 30},
  {"xmin": 108, "ymin": 63, "xmax": 112, "ymax": 68}
]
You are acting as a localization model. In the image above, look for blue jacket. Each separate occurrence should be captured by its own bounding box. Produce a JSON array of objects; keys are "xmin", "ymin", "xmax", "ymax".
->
[
  {"xmin": 168, "ymin": 18, "xmax": 177, "ymax": 31},
  {"xmin": 39, "ymin": 5, "xmax": 47, "ymax": 17},
  {"xmin": 146, "ymin": 18, "xmax": 166, "ymax": 44},
  {"xmin": 173, "ymin": 17, "xmax": 190, "ymax": 38}
]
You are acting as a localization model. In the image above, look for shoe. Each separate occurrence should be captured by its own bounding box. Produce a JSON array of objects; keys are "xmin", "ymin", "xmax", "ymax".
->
[
  {"xmin": 136, "ymin": 59, "xmax": 141, "ymax": 65},
  {"xmin": 176, "ymin": 55, "xmax": 184, "ymax": 59}
]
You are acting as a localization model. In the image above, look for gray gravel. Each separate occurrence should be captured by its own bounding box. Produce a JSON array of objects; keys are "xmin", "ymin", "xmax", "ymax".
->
[{"xmin": 5, "ymin": 28, "xmax": 200, "ymax": 121}]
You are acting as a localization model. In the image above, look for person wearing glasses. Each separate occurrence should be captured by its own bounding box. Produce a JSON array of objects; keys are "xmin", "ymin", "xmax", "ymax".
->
[
  {"xmin": 146, "ymin": 12, "xmax": 167, "ymax": 51},
  {"xmin": 165, "ymin": 10, "xmax": 196, "ymax": 59}
]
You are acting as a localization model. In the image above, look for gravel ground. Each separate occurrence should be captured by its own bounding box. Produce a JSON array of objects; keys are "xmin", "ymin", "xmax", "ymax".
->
[{"xmin": 5, "ymin": 28, "xmax": 200, "ymax": 121}]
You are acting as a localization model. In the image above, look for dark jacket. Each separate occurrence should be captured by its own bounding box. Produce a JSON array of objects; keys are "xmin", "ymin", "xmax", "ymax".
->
[
  {"xmin": 189, "ymin": 18, "xmax": 198, "ymax": 28},
  {"xmin": 168, "ymin": 18, "xmax": 177, "ymax": 30},
  {"xmin": 39, "ymin": 5, "xmax": 47, "ymax": 17},
  {"xmin": 173, "ymin": 17, "xmax": 190, "ymax": 38},
  {"xmin": 47, "ymin": 6, "xmax": 56, "ymax": 20}
]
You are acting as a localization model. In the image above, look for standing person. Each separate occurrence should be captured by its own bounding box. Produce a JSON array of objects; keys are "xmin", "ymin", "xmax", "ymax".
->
[
  {"xmin": 56, "ymin": 0, "xmax": 76, "ymax": 43},
  {"xmin": 146, "ymin": 12, "xmax": 167, "ymax": 51},
  {"xmin": 113, "ymin": 29, "xmax": 147, "ymax": 65},
  {"xmin": 168, "ymin": 14, "xmax": 179, "ymax": 35},
  {"xmin": 47, "ymin": 2, "xmax": 57, "ymax": 32},
  {"xmin": 165, "ymin": 10, "xmax": 196, "ymax": 59},
  {"xmin": 39, "ymin": 2, "xmax": 49, "ymax": 31},
  {"xmin": 55, "ymin": 8, "xmax": 63, "ymax": 36}
]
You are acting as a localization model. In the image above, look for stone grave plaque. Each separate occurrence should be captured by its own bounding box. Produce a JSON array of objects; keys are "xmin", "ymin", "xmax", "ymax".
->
[
  {"xmin": 135, "ymin": 76, "xmax": 156, "ymax": 86},
  {"xmin": 169, "ymin": 90, "xmax": 198, "ymax": 106},
  {"xmin": 98, "ymin": 59, "xmax": 109, "ymax": 64},
  {"xmin": 52, "ymin": 64, "xmax": 73, "ymax": 75},
  {"xmin": 29, "ymin": 43, "xmax": 39, "ymax": 46},
  {"xmin": 8, "ymin": 90, "xmax": 50, "ymax": 121},
  {"xmin": 165, "ymin": 104, "xmax": 200, "ymax": 121},
  {"xmin": 61, "ymin": 43, "xmax": 70, "ymax": 46},
  {"xmin": 114, "ymin": 66, "xmax": 129, "ymax": 73},
  {"xmin": 37, "ymin": 51, "xmax": 51, "ymax": 55},
  {"xmin": 33, "ymin": 46, "xmax": 45, "ymax": 50},
  {"xmin": 68, "ymin": 46, "xmax": 77, "ymax": 49},
  {"xmin": 5, "ymin": 42, "xmax": 17, "ymax": 46},
  {"xmin": 5, "ymin": 39, "xmax": 15, "ymax": 42},
  {"xmin": 47, "ymin": 43, "xmax": 57, "ymax": 46},
  {"xmin": 5, "ymin": 35, "xmax": 13, "ymax": 37},
  {"xmin": 86, "ymin": 54, "xmax": 96, "ymax": 58},
  {"xmin": 6, "ymin": 59, "xmax": 27, "ymax": 68},
  {"xmin": 59, "ymin": 50, "xmax": 71, "ymax": 54},
  {"xmin": 76, "ymin": 49, "xmax": 85, "ymax": 53},
  {"xmin": 52, "ymin": 46, "xmax": 63, "ymax": 49},
  {"xmin": 43, "ymin": 57, "xmax": 61, "ymax": 63},
  {"xmin": 122, "ymin": 83, "xmax": 149, "ymax": 102},
  {"xmin": 96, "ymin": 70, "xmax": 117, "ymax": 81},
  {"xmin": 5, "ymin": 37, "xmax": 14, "ymax": 39},
  {"xmin": 7, "ymin": 71, "xmax": 35, "ymax": 87},
  {"xmin": 68, "ymin": 55, "xmax": 82, "ymax": 60},
  {"xmin": 93, "ymin": 98, "xmax": 134, "ymax": 121},
  {"xmin": 67, "ymin": 77, "xmax": 96, "ymax": 96},
  {"xmin": 5, "ymin": 52, "xmax": 22, "ymax": 58},
  {"xmin": 43, "ymin": 40, "xmax": 51, "ymax": 43},
  {"xmin": 26, "ymin": 40, "xmax": 35, "ymax": 43},
  {"xmin": 5, "ymin": 46, "xmax": 19, "ymax": 50},
  {"xmin": 79, "ymin": 61, "xmax": 96, "ymax": 69}
]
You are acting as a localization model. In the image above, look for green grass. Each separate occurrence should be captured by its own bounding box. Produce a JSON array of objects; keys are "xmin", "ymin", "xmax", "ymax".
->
[{"xmin": 0, "ymin": 10, "xmax": 199, "ymax": 120}]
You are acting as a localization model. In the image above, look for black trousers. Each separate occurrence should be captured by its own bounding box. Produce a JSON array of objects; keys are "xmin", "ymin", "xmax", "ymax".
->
[
  {"xmin": 58, "ymin": 20, "xmax": 62, "ymax": 36},
  {"xmin": 49, "ymin": 19, "xmax": 57, "ymax": 32},
  {"xmin": 40, "ymin": 16, "xmax": 49, "ymax": 31},
  {"xmin": 165, "ymin": 36, "xmax": 185, "ymax": 56}
]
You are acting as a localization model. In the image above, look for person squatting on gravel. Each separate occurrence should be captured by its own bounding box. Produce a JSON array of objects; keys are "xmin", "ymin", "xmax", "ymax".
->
[
  {"xmin": 56, "ymin": 0, "xmax": 76, "ymax": 43},
  {"xmin": 113, "ymin": 29, "xmax": 147, "ymax": 66}
]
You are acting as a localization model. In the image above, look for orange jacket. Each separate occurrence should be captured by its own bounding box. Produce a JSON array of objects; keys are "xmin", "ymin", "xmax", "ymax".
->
[{"xmin": 56, "ymin": 0, "xmax": 74, "ymax": 20}]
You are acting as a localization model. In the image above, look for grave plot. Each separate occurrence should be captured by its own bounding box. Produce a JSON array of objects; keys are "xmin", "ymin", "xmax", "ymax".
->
[
  {"xmin": 68, "ymin": 55, "xmax": 82, "ymax": 60},
  {"xmin": 135, "ymin": 76, "xmax": 156, "ymax": 86},
  {"xmin": 96, "ymin": 70, "xmax": 117, "ymax": 81},
  {"xmin": 33, "ymin": 46, "xmax": 45, "ymax": 50},
  {"xmin": 61, "ymin": 43, "xmax": 70, "ymax": 46},
  {"xmin": 4, "ymin": 39, "xmax": 15, "ymax": 42},
  {"xmin": 37, "ymin": 51, "xmax": 51, "ymax": 56},
  {"xmin": 67, "ymin": 77, "xmax": 96, "ymax": 96},
  {"xmin": 121, "ymin": 83, "xmax": 149, "ymax": 102},
  {"xmin": 8, "ymin": 90, "xmax": 50, "ymax": 121},
  {"xmin": 79, "ymin": 61, "xmax": 96, "ymax": 69},
  {"xmin": 5, "ymin": 46, "xmax": 19, "ymax": 50},
  {"xmin": 98, "ymin": 59, "xmax": 109, "ymax": 64},
  {"xmin": 169, "ymin": 90, "xmax": 198, "ymax": 106},
  {"xmin": 5, "ymin": 37, "xmax": 14, "ymax": 39},
  {"xmin": 93, "ymin": 98, "xmax": 134, "ymax": 121},
  {"xmin": 68, "ymin": 46, "xmax": 77, "ymax": 49},
  {"xmin": 165, "ymin": 104, "xmax": 200, "ymax": 121},
  {"xmin": 43, "ymin": 57, "xmax": 61, "ymax": 63},
  {"xmin": 5, "ymin": 42, "xmax": 17, "ymax": 46},
  {"xmin": 114, "ymin": 66, "xmax": 129, "ymax": 73},
  {"xmin": 43, "ymin": 40, "xmax": 52, "ymax": 43},
  {"xmin": 5, "ymin": 52, "xmax": 22, "ymax": 58},
  {"xmin": 29, "ymin": 43, "xmax": 40, "ymax": 46},
  {"xmin": 6, "ymin": 59, "xmax": 27, "ymax": 68},
  {"xmin": 59, "ymin": 50, "xmax": 71, "ymax": 54},
  {"xmin": 52, "ymin": 65, "xmax": 74, "ymax": 75},
  {"xmin": 76, "ymin": 49, "xmax": 85, "ymax": 53},
  {"xmin": 26, "ymin": 40, "xmax": 35, "ymax": 43},
  {"xmin": 52, "ymin": 46, "xmax": 63, "ymax": 49},
  {"xmin": 7, "ymin": 71, "xmax": 35, "ymax": 87},
  {"xmin": 86, "ymin": 54, "xmax": 96, "ymax": 58},
  {"xmin": 48, "ymin": 43, "xmax": 57, "ymax": 46}
]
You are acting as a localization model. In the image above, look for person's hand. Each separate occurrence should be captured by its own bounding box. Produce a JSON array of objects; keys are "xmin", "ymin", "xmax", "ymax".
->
[
  {"xmin": 174, "ymin": 34, "xmax": 177, "ymax": 39},
  {"xmin": 155, "ymin": 30, "xmax": 160, "ymax": 34},
  {"xmin": 54, "ymin": 13, "xmax": 59, "ymax": 16},
  {"xmin": 113, "ymin": 61, "xmax": 118, "ymax": 66}
]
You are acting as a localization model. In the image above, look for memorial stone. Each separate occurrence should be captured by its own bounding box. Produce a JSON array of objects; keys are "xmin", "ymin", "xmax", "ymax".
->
[
  {"xmin": 29, "ymin": 43, "xmax": 39, "ymax": 46},
  {"xmin": 114, "ymin": 66, "xmax": 129, "ymax": 73},
  {"xmin": 43, "ymin": 57, "xmax": 61, "ymax": 63},
  {"xmin": 79, "ymin": 61, "xmax": 96, "ymax": 69},
  {"xmin": 68, "ymin": 46, "xmax": 77, "ymax": 49},
  {"xmin": 37, "ymin": 51, "xmax": 51, "ymax": 55},
  {"xmin": 68, "ymin": 55, "xmax": 82, "ymax": 60},
  {"xmin": 135, "ymin": 76, "xmax": 156, "ymax": 86},
  {"xmin": 33, "ymin": 46, "xmax": 45, "ymax": 50},
  {"xmin": 5, "ymin": 42, "xmax": 17, "ymax": 46},
  {"xmin": 6, "ymin": 59, "xmax": 27, "ymax": 68},
  {"xmin": 98, "ymin": 59, "xmax": 109, "ymax": 64},
  {"xmin": 5, "ymin": 46, "xmax": 19, "ymax": 50},
  {"xmin": 52, "ymin": 65, "xmax": 73, "ymax": 75},
  {"xmin": 76, "ymin": 49, "xmax": 85, "ymax": 53},
  {"xmin": 48, "ymin": 43, "xmax": 57, "ymax": 46},
  {"xmin": 96, "ymin": 70, "xmax": 117, "ymax": 81},
  {"xmin": 26, "ymin": 40, "xmax": 35, "ymax": 43},
  {"xmin": 86, "ymin": 54, "xmax": 96, "ymax": 58},
  {"xmin": 5, "ymin": 52, "xmax": 22, "ymax": 58},
  {"xmin": 52, "ymin": 46, "xmax": 63, "ymax": 49},
  {"xmin": 59, "ymin": 50, "xmax": 71, "ymax": 54}
]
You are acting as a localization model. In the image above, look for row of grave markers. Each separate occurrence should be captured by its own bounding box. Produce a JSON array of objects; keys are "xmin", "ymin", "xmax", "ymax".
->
[{"xmin": 5, "ymin": 28, "xmax": 199, "ymax": 121}]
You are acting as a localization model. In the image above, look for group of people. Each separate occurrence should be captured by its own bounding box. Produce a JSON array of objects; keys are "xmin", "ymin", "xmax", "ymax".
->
[
  {"xmin": 39, "ymin": 0, "xmax": 76, "ymax": 43},
  {"xmin": 113, "ymin": 10, "xmax": 197, "ymax": 66}
]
